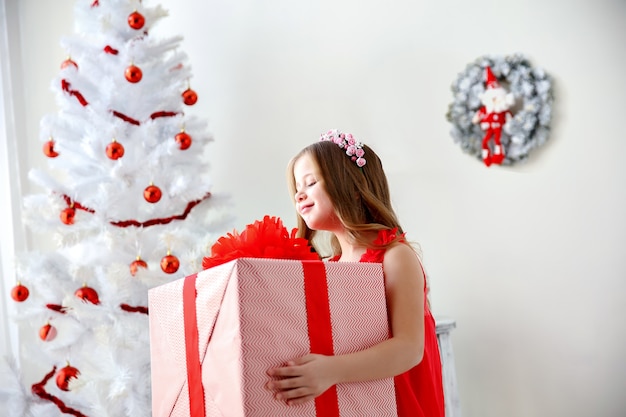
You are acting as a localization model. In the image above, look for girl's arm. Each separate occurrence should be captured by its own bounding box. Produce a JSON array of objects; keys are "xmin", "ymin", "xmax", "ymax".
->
[{"xmin": 266, "ymin": 243, "xmax": 425, "ymax": 405}]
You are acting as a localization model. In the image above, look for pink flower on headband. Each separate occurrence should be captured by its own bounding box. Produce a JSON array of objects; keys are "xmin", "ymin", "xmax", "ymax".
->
[{"xmin": 320, "ymin": 129, "xmax": 367, "ymax": 167}]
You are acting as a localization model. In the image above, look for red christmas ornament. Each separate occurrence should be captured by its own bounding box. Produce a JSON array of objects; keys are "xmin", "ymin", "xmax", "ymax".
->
[
  {"xmin": 175, "ymin": 130, "xmax": 192, "ymax": 150},
  {"xmin": 182, "ymin": 88, "xmax": 198, "ymax": 105},
  {"xmin": 106, "ymin": 139, "xmax": 125, "ymax": 160},
  {"xmin": 11, "ymin": 283, "xmax": 29, "ymax": 302},
  {"xmin": 128, "ymin": 10, "xmax": 145, "ymax": 30},
  {"xmin": 39, "ymin": 323, "xmax": 57, "ymax": 341},
  {"xmin": 75, "ymin": 284, "xmax": 100, "ymax": 305},
  {"xmin": 144, "ymin": 184, "xmax": 162, "ymax": 203},
  {"xmin": 130, "ymin": 257, "xmax": 148, "ymax": 276},
  {"xmin": 43, "ymin": 139, "xmax": 59, "ymax": 158},
  {"xmin": 125, "ymin": 64, "xmax": 142, "ymax": 83},
  {"xmin": 56, "ymin": 364, "xmax": 80, "ymax": 391},
  {"xmin": 60, "ymin": 58, "xmax": 78, "ymax": 70},
  {"xmin": 160, "ymin": 252, "xmax": 180, "ymax": 274},
  {"xmin": 60, "ymin": 207, "xmax": 76, "ymax": 225}
]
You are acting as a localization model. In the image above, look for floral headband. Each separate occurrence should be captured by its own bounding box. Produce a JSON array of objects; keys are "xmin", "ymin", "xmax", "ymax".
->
[{"xmin": 319, "ymin": 129, "xmax": 366, "ymax": 167}]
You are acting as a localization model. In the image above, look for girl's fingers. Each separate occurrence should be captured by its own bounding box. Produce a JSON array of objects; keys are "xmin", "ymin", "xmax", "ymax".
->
[
  {"xmin": 286, "ymin": 394, "xmax": 316, "ymax": 406},
  {"xmin": 276, "ymin": 387, "xmax": 310, "ymax": 401},
  {"xmin": 268, "ymin": 363, "xmax": 299, "ymax": 377},
  {"xmin": 271, "ymin": 376, "xmax": 302, "ymax": 390}
]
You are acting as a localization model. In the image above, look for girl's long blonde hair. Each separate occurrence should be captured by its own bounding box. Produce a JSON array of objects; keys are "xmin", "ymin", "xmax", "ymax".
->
[{"xmin": 287, "ymin": 140, "xmax": 410, "ymax": 257}]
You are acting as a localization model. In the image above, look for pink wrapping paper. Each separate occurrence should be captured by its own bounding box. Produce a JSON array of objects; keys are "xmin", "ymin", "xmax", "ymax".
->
[{"xmin": 148, "ymin": 258, "xmax": 397, "ymax": 417}]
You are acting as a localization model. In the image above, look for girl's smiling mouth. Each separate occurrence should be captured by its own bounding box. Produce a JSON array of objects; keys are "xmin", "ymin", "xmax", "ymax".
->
[{"xmin": 299, "ymin": 203, "xmax": 313, "ymax": 214}]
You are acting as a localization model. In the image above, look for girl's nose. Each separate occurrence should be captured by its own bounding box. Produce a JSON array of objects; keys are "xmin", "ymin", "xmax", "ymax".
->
[{"xmin": 295, "ymin": 191, "xmax": 305, "ymax": 202}]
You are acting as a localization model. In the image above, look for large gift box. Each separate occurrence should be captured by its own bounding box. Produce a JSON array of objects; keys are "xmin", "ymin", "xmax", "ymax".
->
[{"xmin": 148, "ymin": 258, "xmax": 398, "ymax": 416}]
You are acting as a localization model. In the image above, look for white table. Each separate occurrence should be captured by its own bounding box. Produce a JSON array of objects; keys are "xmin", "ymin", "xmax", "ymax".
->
[{"xmin": 435, "ymin": 317, "xmax": 462, "ymax": 417}]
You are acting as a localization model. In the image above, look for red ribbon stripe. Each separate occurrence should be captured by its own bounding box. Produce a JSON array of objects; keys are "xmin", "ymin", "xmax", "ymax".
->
[
  {"xmin": 183, "ymin": 273, "xmax": 206, "ymax": 417},
  {"xmin": 302, "ymin": 261, "xmax": 340, "ymax": 417}
]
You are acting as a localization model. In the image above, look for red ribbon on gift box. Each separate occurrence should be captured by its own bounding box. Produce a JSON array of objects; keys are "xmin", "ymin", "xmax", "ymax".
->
[
  {"xmin": 183, "ymin": 273, "xmax": 205, "ymax": 417},
  {"xmin": 303, "ymin": 261, "xmax": 340, "ymax": 416},
  {"xmin": 182, "ymin": 261, "xmax": 340, "ymax": 417}
]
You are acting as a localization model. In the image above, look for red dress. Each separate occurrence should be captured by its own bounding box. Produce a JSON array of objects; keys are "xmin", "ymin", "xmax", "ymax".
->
[{"xmin": 334, "ymin": 229, "xmax": 445, "ymax": 417}]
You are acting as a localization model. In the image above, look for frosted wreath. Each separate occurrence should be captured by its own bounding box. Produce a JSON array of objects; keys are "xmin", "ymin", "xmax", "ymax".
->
[{"xmin": 446, "ymin": 54, "xmax": 554, "ymax": 166}]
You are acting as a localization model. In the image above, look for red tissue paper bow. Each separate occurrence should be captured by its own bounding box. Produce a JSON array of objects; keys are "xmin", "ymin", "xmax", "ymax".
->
[{"xmin": 202, "ymin": 215, "xmax": 320, "ymax": 269}]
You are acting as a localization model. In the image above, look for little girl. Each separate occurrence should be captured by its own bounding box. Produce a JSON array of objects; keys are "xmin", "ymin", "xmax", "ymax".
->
[{"xmin": 266, "ymin": 129, "xmax": 445, "ymax": 416}]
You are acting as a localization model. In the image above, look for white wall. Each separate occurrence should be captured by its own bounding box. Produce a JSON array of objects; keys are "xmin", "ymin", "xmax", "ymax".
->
[{"xmin": 5, "ymin": 0, "xmax": 626, "ymax": 416}]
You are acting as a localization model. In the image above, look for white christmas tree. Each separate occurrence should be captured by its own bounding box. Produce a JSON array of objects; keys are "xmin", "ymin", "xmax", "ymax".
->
[{"xmin": 2, "ymin": 0, "xmax": 231, "ymax": 415}]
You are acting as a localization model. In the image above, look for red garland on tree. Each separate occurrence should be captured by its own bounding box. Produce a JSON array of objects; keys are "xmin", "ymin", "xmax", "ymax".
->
[
  {"xmin": 125, "ymin": 64, "xmax": 143, "ymax": 83},
  {"xmin": 182, "ymin": 88, "xmax": 197, "ymax": 105},
  {"xmin": 40, "ymin": 322, "xmax": 57, "ymax": 341},
  {"xmin": 43, "ymin": 138, "xmax": 59, "ymax": 158},
  {"xmin": 105, "ymin": 139, "xmax": 124, "ymax": 160},
  {"xmin": 175, "ymin": 129, "xmax": 192, "ymax": 150},
  {"xmin": 144, "ymin": 184, "xmax": 162, "ymax": 203},
  {"xmin": 11, "ymin": 282, "xmax": 30, "ymax": 302},
  {"xmin": 46, "ymin": 304, "xmax": 68, "ymax": 314},
  {"xmin": 56, "ymin": 364, "xmax": 80, "ymax": 391},
  {"xmin": 130, "ymin": 256, "xmax": 148, "ymax": 276},
  {"xmin": 61, "ymin": 79, "xmax": 88, "ymax": 106},
  {"xmin": 160, "ymin": 251, "xmax": 180, "ymax": 274},
  {"xmin": 127, "ymin": 10, "xmax": 145, "ymax": 30},
  {"xmin": 60, "ymin": 206, "xmax": 76, "ymax": 225},
  {"xmin": 75, "ymin": 284, "xmax": 100, "ymax": 305},
  {"xmin": 104, "ymin": 45, "xmax": 119, "ymax": 55}
]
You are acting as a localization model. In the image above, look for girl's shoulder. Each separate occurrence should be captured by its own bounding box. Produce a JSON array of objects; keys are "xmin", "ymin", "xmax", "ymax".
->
[
  {"xmin": 381, "ymin": 242, "xmax": 426, "ymax": 293},
  {"xmin": 382, "ymin": 242, "xmax": 421, "ymax": 268}
]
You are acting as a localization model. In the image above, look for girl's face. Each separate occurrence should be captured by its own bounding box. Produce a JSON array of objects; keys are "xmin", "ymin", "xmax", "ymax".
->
[{"xmin": 293, "ymin": 153, "xmax": 342, "ymax": 232}]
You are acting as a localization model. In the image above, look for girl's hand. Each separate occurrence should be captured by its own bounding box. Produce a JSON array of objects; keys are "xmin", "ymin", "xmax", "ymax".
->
[{"xmin": 265, "ymin": 354, "xmax": 336, "ymax": 406}]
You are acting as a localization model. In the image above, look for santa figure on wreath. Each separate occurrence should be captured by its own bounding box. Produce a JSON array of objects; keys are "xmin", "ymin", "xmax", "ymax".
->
[{"xmin": 472, "ymin": 66, "xmax": 515, "ymax": 167}]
